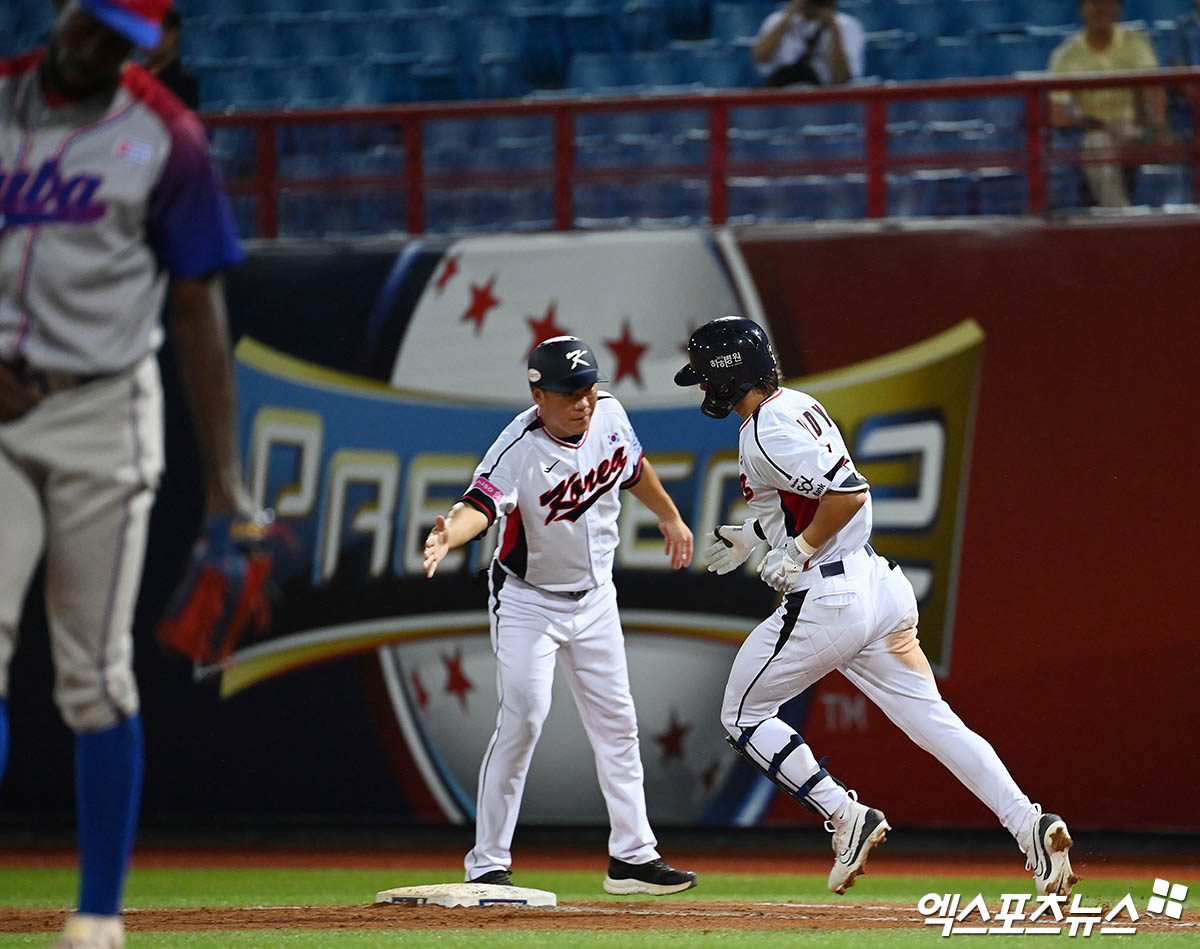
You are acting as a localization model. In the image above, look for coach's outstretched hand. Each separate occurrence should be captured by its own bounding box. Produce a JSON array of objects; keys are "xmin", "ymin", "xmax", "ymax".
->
[
  {"xmin": 658, "ymin": 515, "xmax": 694, "ymax": 570},
  {"xmin": 423, "ymin": 515, "xmax": 451, "ymax": 578}
]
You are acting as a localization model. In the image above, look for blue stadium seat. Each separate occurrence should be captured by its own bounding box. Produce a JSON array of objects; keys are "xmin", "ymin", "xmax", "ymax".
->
[
  {"xmin": 335, "ymin": 13, "xmax": 407, "ymax": 58},
  {"xmin": 919, "ymin": 35, "xmax": 980, "ymax": 79},
  {"xmin": 475, "ymin": 56, "xmax": 531, "ymax": 99},
  {"xmin": 1125, "ymin": 0, "xmax": 1193, "ymax": 22},
  {"xmin": 628, "ymin": 49, "xmax": 692, "ymax": 88},
  {"xmin": 666, "ymin": 0, "xmax": 712, "ymax": 40},
  {"xmin": 340, "ymin": 63, "xmax": 379, "ymax": 106},
  {"xmin": 370, "ymin": 55, "xmax": 416, "ymax": 102},
  {"xmin": 514, "ymin": 8, "xmax": 569, "ymax": 88},
  {"xmin": 563, "ymin": 4, "xmax": 622, "ymax": 53},
  {"xmin": 711, "ymin": 3, "xmax": 765, "ymax": 43},
  {"xmin": 395, "ymin": 11, "xmax": 461, "ymax": 63},
  {"xmin": 1012, "ymin": 0, "xmax": 1076, "ymax": 28},
  {"xmin": 841, "ymin": 0, "xmax": 894, "ymax": 34},
  {"xmin": 945, "ymin": 0, "xmax": 1013, "ymax": 34},
  {"xmin": 227, "ymin": 195, "xmax": 258, "ymax": 239},
  {"xmin": 285, "ymin": 63, "xmax": 344, "ymax": 109},
  {"xmin": 796, "ymin": 126, "xmax": 859, "ymax": 162},
  {"xmin": 892, "ymin": 0, "xmax": 944, "ymax": 38},
  {"xmin": 1133, "ymin": 164, "xmax": 1194, "ymax": 205},
  {"xmin": 979, "ymin": 32, "xmax": 1052, "ymax": 75},
  {"xmin": 566, "ymin": 51, "xmax": 633, "ymax": 91},
  {"xmin": 410, "ymin": 61, "xmax": 467, "ymax": 100},
  {"xmin": 461, "ymin": 14, "xmax": 522, "ymax": 62},
  {"xmin": 182, "ymin": 20, "xmax": 236, "ymax": 61},
  {"xmin": 196, "ymin": 61, "xmax": 251, "ymax": 110},
  {"xmin": 228, "ymin": 15, "xmax": 289, "ymax": 62},
  {"xmin": 975, "ymin": 95, "xmax": 1026, "ymax": 128},
  {"xmin": 279, "ymin": 14, "xmax": 342, "ymax": 60},
  {"xmin": 865, "ymin": 30, "xmax": 918, "ymax": 80},
  {"xmin": 683, "ymin": 41, "xmax": 757, "ymax": 88},
  {"xmin": 888, "ymin": 170, "xmax": 973, "ymax": 216},
  {"xmin": 727, "ymin": 176, "xmax": 771, "ymax": 221},
  {"xmin": 976, "ymin": 168, "xmax": 1028, "ymax": 214},
  {"xmin": 621, "ymin": 0, "xmax": 671, "ymax": 50}
]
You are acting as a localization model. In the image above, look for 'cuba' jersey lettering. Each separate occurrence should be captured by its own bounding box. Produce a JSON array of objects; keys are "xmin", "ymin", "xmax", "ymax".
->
[
  {"xmin": 462, "ymin": 394, "xmax": 644, "ymax": 593},
  {"xmin": 739, "ymin": 388, "xmax": 871, "ymax": 567},
  {"xmin": 0, "ymin": 52, "xmax": 244, "ymax": 376}
]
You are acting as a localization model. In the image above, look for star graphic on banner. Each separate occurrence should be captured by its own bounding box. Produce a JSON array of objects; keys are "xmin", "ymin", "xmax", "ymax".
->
[
  {"xmin": 442, "ymin": 648, "xmax": 474, "ymax": 711},
  {"xmin": 605, "ymin": 319, "xmax": 649, "ymax": 387},
  {"xmin": 701, "ymin": 759, "xmax": 721, "ymax": 793},
  {"xmin": 435, "ymin": 253, "xmax": 460, "ymax": 292},
  {"xmin": 654, "ymin": 710, "xmax": 691, "ymax": 762},
  {"xmin": 411, "ymin": 670, "xmax": 429, "ymax": 709},
  {"xmin": 526, "ymin": 302, "xmax": 570, "ymax": 358},
  {"xmin": 461, "ymin": 274, "xmax": 500, "ymax": 334}
]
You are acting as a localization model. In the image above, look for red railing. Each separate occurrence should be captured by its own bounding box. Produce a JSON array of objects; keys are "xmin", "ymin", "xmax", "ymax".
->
[{"xmin": 204, "ymin": 69, "xmax": 1200, "ymax": 239}]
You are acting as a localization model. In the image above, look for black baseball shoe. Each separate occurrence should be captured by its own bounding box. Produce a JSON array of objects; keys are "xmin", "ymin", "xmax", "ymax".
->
[
  {"xmin": 603, "ymin": 857, "xmax": 698, "ymax": 895},
  {"xmin": 470, "ymin": 869, "xmax": 514, "ymax": 886}
]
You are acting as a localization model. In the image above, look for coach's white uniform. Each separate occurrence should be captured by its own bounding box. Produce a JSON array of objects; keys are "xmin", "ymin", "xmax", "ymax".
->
[
  {"xmin": 460, "ymin": 393, "xmax": 661, "ymax": 879},
  {"xmin": 723, "ymin": 388, "xmax": 1035, "ymax": 839}
]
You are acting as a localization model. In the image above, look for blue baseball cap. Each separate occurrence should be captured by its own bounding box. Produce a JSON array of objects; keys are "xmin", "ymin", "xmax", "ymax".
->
[{"xmin": 80, "ymin": 0, "xmax": 170, "ymax": 49}]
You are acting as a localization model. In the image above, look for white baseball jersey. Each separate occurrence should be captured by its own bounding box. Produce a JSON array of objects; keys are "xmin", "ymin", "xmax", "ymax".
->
[
  {"xmin": 462, "ymin": 393, "xmax": 644, "ymax": 594},
  {"xmin": 739, "ymin": 387, "xmax": 870, "ymax": 567},
  {"xmin": 0, "ymin": 52, "xmax": 243, "ymax": 375}
]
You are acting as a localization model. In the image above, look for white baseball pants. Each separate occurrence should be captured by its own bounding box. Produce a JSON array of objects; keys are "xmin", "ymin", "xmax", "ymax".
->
[
  {"xmin": 465, "ymin": 569, "xmax": 659, "ymax": 879},
  {"xmin": 722, "ymin": 546, "xmax": 1034, "ymax": 840},
  {"xmin": 0, "ymin": 356, "xmax": 163, "ymax": 732}
]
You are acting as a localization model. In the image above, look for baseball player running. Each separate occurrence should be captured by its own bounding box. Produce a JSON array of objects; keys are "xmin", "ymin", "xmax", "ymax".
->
[
  {"xmin": 1, "ymin": 3, "xmax": 249, "ymax": 947},
  {"xmin": 675, "ymin": 317, "xmax": 1076, "ymax": 897},
  {"xmin": 423, "ymin": 336, "xmax": 698, "ymax": 896}
]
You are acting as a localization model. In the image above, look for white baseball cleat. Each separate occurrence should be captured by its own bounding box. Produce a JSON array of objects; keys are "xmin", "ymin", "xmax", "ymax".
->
[
  {"xmin": 1025, "ymin": 809, "xmax": 1078, "ymax": 897},
  {"xmin": 49, "ymin": 913, "xmax": 124, "ymax": 949},
  {"xmin": 826, "ymin": 794, "xmax": 890, "ymax": 895}
]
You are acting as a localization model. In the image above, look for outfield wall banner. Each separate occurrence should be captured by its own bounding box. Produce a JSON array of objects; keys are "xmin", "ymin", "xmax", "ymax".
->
[{"xmin": 222, "ymin": 229, "xmax": 982, "ymax": 826}]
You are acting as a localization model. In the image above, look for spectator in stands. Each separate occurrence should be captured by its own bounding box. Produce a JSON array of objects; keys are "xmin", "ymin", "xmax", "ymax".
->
[
  {"xmin": 146, "ymin": 7, "xmax": 198, "ymax": 109},
  {"xmin": 1161, "ymin": 0, "xmax": 1200, "ymax": 134},
  {"xmin": 1170, "ymin": 0, "xmax": 1200, "ymax": 68},
  {"xmin": 1047, "ymin": 0, "xmax": 1168, "ymax": 207},
  {"xmin": 752, "ymin": 0, "xmax": 865, "ymax": 87}
]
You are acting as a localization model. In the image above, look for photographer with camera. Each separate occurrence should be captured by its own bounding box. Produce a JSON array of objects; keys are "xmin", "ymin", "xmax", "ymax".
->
[{"xmin": 752, "ymin": 0, "xmax": 865, "ymax": 87}]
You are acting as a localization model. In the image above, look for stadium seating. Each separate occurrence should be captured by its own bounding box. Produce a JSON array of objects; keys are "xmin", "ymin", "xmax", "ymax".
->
[{"xmin": 9, "ymin": 0, "xmax": 1170, "ymax": 235}]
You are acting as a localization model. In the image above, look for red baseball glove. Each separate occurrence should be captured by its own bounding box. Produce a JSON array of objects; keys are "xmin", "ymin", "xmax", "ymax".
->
[{"xmin": 156, "ymin": 512, "xmax": 294, "ymax": 667}]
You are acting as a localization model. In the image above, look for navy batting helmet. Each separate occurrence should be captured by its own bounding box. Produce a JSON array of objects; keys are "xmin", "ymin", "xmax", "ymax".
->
[
  {"xmin": 674, "ymin": 317, "xmax": 777, "ymax": 419},
  {"xmin": 528, "ymin": 336, "xmax": 607, "ymax": 393}
]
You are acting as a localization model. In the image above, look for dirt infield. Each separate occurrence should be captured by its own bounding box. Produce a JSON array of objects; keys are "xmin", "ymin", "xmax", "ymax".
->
[{"xmin": 2, "ymin": 902, "xmax": 1197, "ymax": 935}]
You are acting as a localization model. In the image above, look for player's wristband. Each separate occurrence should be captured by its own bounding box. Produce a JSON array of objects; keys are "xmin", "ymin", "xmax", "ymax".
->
[{"xmin": 791, "ymin": 533, "xmax": 817, "ymax": 560}]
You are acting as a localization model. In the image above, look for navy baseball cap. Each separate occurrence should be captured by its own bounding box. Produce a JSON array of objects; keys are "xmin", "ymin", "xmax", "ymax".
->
[
  {"xmin": 527, "ymin": 336, "xmax": 607, "ymax": 393},
  {"xmin": 80, "ymin": 0, "xmax": 170, "ymax": 49}
]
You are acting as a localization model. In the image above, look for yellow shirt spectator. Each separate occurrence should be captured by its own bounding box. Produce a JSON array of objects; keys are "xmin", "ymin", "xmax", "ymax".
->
[{"xmin": 1048, "ymin": 25, "xmax": 1160, "ymax": 124}]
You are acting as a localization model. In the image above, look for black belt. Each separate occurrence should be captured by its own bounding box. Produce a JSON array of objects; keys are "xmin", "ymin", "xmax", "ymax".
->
[
  {"xmin": 503, "ymin": 568, "xmax": 592, "ymax": 601},
  {"xmin": 816, "ymin": 544, "xmax": 876, "ymax": 578},
  {"xmin": 1, "ymin": 358, "xmax": 105, "ymax": 395}
]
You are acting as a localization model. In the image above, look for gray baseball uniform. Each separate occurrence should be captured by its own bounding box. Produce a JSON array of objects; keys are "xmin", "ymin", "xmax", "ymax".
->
[{"xmin": 0, "ymin": 51, "xmax": 242, "ymax": 728}]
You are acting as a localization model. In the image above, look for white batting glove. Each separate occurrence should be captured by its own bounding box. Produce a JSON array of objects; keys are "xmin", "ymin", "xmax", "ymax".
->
[
  {"xmin": 758, "ymin": 545, "xmax": 805, "ymax": 592},
  {"xmin": 703, "ymin": 518, "xmax": 765, "ymax": 575}
]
